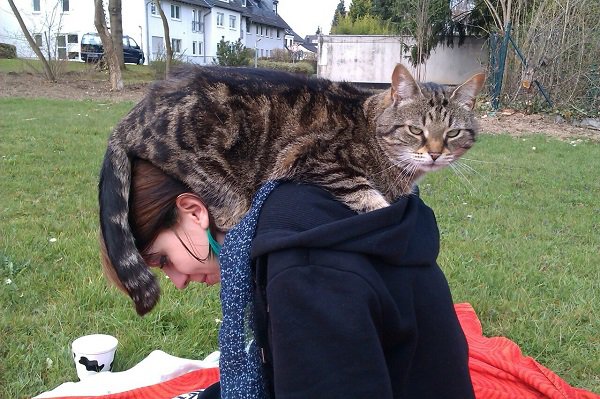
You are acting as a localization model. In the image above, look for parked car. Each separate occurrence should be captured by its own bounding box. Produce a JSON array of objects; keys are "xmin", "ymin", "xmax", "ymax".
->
[{"xmin": 81, "ymin": 33, "xmax": 145, "ymax": 65}]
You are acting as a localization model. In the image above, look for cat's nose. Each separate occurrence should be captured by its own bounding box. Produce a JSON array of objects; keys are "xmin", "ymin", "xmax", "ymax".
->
[{"xmin": 429, "ymin": 152, "xmax": 441, "ymax": 161}]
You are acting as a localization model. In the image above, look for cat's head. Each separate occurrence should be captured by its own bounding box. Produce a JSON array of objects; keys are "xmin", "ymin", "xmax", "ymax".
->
[{"xmin": 374, "ymin": 64, "xmax": 485, "ymax": 175}]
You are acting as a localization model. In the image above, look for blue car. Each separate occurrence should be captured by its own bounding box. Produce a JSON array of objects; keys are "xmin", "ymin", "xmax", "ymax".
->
[{"xmin": 81, "ymin": 33, "xmax": 145, "ymax": 65}]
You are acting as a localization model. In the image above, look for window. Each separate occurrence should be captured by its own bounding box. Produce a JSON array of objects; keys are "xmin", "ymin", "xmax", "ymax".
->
[
  {"xmin": 276, "ymin": 29, "xmax": 280, "ymax": 38},
  {"xmin": 199, "ymin": 42, "xmax": 203, "ymax": 55},
  {"xmin": 241, "ymin": 0, "xmax": 246, "ymax": 6},
  {"xmin": 151, "ymin": 36, "xmax": 164, "ymax": 57},
  {"xmin": 61, "ymin": 0, "xmax": 69, "ymax": 12},
  {"xmin": 171, "ymin": 38, "xmax": 182, "ymax": 53},
  {"xmin": 150, "ymin": 2, "xmax": 157, "ymax": 15},
  {"xmin": 192, "ymin": 41, "xmax": 204, "ymax": 55},
  {"xmin": 171, "ymin": 4, "xmax": 180, "ymax": 19},
  {"xmin": 192, "ymin": 9, "xmax": 203, "ymax": 32},
  {"xmin": 260, "ymin": 25, "xmax": 263, "ymax": 36},
  {"xmin": 68, "ymin": 34, "xmax": 78, "ymax": 44},
  {"xmin": 57, "ymin": 35, "xmax": 67, "ymax": 59},
  {"xmin": 229, "ymin": 15, "xmax": 236, "ymax": 29},
  {"xmin": 33, "ymin": 0, "xmax": 40, "ymax": 12},
  {"xmin": 255, "ymin": 25, "xmax": 259, "ymax": 34},
  {"xmin": 216, "ymin": 12, "xmax": 224, "ymax": 27},
  {"xmin": 246, "ymin": 19, "xmax": 251, "ymax": 33},
  {"xmin": 34, "ymin": 33, "xmax": 43, "ymax": 47},
  {"xmin": 266, "ymin": 27, "xmax": 269, "ymax": 37}
]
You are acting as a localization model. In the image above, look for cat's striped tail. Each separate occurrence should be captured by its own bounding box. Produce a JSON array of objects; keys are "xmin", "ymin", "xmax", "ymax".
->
[{"xmin": 99, "ymin": 144, "xmax": 159, "ymax": 316}]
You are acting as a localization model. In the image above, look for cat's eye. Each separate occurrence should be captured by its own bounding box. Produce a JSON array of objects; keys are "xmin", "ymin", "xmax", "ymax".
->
[
  {"xmin": 408, "ymin": 126, "xmax": 423, "ymax": 135},
  {"xmin": 446, "ymin": 129, "xmax": 461, "ymax": 138}
]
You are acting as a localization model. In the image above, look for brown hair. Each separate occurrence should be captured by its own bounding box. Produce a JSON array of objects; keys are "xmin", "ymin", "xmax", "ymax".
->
[{"xmin": 100, "ymin": 159, "xmax": 209, "ymax": 291}]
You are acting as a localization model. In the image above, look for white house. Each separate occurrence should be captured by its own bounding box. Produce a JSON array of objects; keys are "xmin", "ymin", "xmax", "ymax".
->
[
  {"xmin": 284, "ymin": 29, "xmax": 317, "ymax": 60},
  {"xmin": 0, "ymin": 0, "xmax": 292, "ymax": 65}
]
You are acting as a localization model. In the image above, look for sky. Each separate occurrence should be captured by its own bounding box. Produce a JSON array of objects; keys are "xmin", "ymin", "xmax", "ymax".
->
[{"xmin": 277, "ymin": 0, "xmax": 348, "ymax": 38}]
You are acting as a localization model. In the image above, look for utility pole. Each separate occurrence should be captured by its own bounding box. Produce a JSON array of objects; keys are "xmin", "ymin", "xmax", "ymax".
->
[{"xmin": 254, "ymin": 37, "xmax": 261, "ymax": 68}]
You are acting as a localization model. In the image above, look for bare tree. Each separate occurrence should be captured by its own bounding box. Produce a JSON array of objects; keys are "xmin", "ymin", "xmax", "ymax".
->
[
  {"xmin": 108, "ymin": 0, "xmax": 125, "ymax": 69},
  {"xmin": 481, "ymin": 0, "xmax": 512, "ymax": 32},
  {"xmin": 94, "ymin": 0, "xmax": 123, "ymax": 91},
  {"xmin": 155, "ymin": 0, "xmax": 173, "ymax": 76},
  {"xmin": 7, "ymin": 0, "xmax": 56, "ymax": 81}
]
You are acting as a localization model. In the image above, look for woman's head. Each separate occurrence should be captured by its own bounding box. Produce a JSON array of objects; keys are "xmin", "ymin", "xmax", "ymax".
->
[{"xmin": 100, "ymin": 160, "xmax": 223, "ymax": 296}]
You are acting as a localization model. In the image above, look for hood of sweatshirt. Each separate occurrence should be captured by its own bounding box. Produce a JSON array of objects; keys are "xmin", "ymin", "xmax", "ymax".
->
[{"xmin": 251, "ymin": 183, "xmax": 439, "ymax": 267}]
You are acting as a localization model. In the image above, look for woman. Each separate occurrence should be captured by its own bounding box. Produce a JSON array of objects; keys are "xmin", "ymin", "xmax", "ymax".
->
[{"xmin": 100, "ymin": 159, "xmax": 474, "ymax": 399}]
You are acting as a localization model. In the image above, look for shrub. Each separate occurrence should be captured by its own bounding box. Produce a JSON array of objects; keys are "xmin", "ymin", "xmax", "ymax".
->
[
  {"xmin": 0, "ymin": 43, "xmax": 17, "ymax": 59},
  {"xmin": 214, "ymin": 38, "xmax": 252, "ymax": 66},
  {"xmin": 270, "ymin": 48, "xmax": 293, "ymax": 62},
  {"xmin": 149, "ymin": 47, "xmax": 186, "ymax": 79},
  {"xmin": 256, "ymin": 60, "xmax": 315, "ymax": 75}
]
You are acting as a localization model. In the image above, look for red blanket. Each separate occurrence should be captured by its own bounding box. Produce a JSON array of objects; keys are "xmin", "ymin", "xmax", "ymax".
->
[
  {"xmin": 456, "ymin": 303, "xmax": 599, "ymax": 399},
  {"xmin": 46, "ymin": 303, "xmax": 599, "ymax": 399}
]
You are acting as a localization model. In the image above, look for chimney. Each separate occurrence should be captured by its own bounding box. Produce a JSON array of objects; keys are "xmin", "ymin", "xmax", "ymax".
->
[{"xmin": 273, "ymin": 0, "xmax": 278, "ymax": 14}]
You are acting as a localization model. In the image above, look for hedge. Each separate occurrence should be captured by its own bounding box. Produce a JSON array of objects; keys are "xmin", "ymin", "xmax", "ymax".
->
[
  {"xmin": 256, "ymin": 60, "xmax": 315, "ymax": 75},
  {"xmin": 0, "ymin": 43, "xmax": 17, "ymax": 59}
]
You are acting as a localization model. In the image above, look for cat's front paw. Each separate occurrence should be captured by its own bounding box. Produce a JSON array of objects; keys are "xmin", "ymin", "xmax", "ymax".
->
[{"xmin": 344, "ymin": 190, "xmax": 390, "ymax": 213}]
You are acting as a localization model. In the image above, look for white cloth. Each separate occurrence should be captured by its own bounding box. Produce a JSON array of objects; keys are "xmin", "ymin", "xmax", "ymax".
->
[{"xmin": 35, "ymin": 350, "xmax": 220, "ymax": 398}]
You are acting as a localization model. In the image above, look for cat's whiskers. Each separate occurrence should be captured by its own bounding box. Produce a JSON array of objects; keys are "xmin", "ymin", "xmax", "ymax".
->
[
  {"xmin": 396, "ymin": 161, "xmax": 418, "ymax": 188},
  {"xmin": 453, "ymin": 160, "xmax": 481, "ymax": 177},
  {"xmin": 371, "ymin": 153, "xmax": 413, "ymax": 177},
  {"xmin": 449, "ymin": 163, "xmax": 477, "ymax": 192},
  {"xmin": 460, "ymin": 157, "xmax": 498, "ymax": 164}
]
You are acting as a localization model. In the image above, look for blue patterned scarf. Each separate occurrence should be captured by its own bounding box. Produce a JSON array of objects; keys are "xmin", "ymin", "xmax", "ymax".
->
[{"xmin": 218, "ymin": 181, "xmax": 279, "ymax": 399}]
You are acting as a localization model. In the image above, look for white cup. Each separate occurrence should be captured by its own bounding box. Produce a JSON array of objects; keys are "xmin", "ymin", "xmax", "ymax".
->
[{"xmin": 71, "ymin": 334, "xmax": 118, "ymax": 380}]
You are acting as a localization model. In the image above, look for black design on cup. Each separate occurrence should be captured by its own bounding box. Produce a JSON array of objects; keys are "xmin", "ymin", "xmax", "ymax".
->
[{"xmin": 78, "ymin": 356, "xmax": 105, "ymax": 372}]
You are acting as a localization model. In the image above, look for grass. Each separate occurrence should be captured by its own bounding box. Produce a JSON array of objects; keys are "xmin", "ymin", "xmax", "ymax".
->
[
  {"xmin": 0, "ymin": 58, "xmax": 155, "ymax": 83},
  {"xmin": 0, "ymin": 98, "xmax": 221, "ymax": 398},
  {"xmin": 0, "ymin": 97, "xmax": 599, "ymax": 397}
]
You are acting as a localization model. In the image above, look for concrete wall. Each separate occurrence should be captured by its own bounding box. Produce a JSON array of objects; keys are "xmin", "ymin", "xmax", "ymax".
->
[{"xmin": 318, "ymin": 35, "xmax": 487, "ymax": 85}]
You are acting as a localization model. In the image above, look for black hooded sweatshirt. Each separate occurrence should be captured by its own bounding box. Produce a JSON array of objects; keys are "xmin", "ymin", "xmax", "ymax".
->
[{"xmin": 250, "ymin": 182, "xmax": 475, "ymax": 399}]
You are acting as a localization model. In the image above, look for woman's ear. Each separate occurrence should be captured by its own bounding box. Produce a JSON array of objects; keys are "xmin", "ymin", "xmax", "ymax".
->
[{"xmin": 175, "ymin": 194, "xmax": 210, "ymax": 229}]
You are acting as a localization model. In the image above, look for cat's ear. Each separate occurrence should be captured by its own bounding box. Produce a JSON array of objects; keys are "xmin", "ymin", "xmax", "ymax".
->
[
  {"xmin": 450, "ymin": 73, "xmax": 486, "ymax": 110},
  {"xmin": 391, "ymin": 64, "xmax": 422, "ymax": 103}
]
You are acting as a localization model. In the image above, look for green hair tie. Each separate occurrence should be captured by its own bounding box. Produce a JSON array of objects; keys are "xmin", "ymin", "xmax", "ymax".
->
[{"xmin": 207, "ymin": 229, "xmax": 222, "ymax": 257}]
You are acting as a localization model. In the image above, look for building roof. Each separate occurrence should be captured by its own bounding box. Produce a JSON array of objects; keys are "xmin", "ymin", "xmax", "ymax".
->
[
  {"xmin": 284, "ymin": 28, "xmax": 304, "ymax": 43},
  {"xmin": 304, "ymin": 34, "xmax": 319, "ymax": 43},
  {"xmin": 178, "ymin": 0, "xmax": 212, "ymax": 8},
  {"xmin": 202, "ymin": 0, "xmax": 291, "ymax": 29},
  {"xmin": 300, "ymin": 42, "xmax": 318, "ymax": 53}
]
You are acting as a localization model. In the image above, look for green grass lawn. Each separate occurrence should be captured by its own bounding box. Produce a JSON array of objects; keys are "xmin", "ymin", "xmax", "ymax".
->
[
  {"xmin": 1, "ymin": 97, "xmax": 599, "ymax": 397},
  {"xmin": 0, "ymin": 58, "xmax": 155, "ymax": 83}
]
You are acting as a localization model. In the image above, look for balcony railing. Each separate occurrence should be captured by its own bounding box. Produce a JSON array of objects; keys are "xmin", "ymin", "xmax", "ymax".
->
[{"xmin": 192, "ymin": 21, "xmax": 204, "ymax": 32}]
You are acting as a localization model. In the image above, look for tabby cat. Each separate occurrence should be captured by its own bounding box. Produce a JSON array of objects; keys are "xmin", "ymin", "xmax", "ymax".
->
[{"xmin": 99, "ymin": 64, "xmax": 485, "ymax": 314}]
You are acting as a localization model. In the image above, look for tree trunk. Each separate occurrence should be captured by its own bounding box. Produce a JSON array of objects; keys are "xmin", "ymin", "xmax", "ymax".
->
[
  {"xmin": 7, "ymin": 0, "xmax": 56, "ymax": 82},
  {"xmin": 94, "ymin": 0, "xmax": 124, "ymax": 91},
  {"xmin": 108, "ymin": 0, "xmax": 125, "ymax": 69},
  {"xmin": 155, "ymin": 0, "xmax": 172, "ymax": 77}
]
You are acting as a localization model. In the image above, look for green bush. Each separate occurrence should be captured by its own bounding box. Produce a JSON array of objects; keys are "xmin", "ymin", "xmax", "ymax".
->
[
  {"xmin": 331, "ymin": 14, "xmax": 394, "ymax": 35},
  {"xmin": 256, "ymin": 60, "xmax": 315, "ymax": 75},
  {"xmin": 0, "ymin": 43, "xmax": 17, "ymax": 59},
  {"xmin": 215, "ymin": 38, "xmax": 252, "ymax": 66},
  {"xmin": 270, "ymin": 48, "xmax": 293, "ymax": 62}
]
